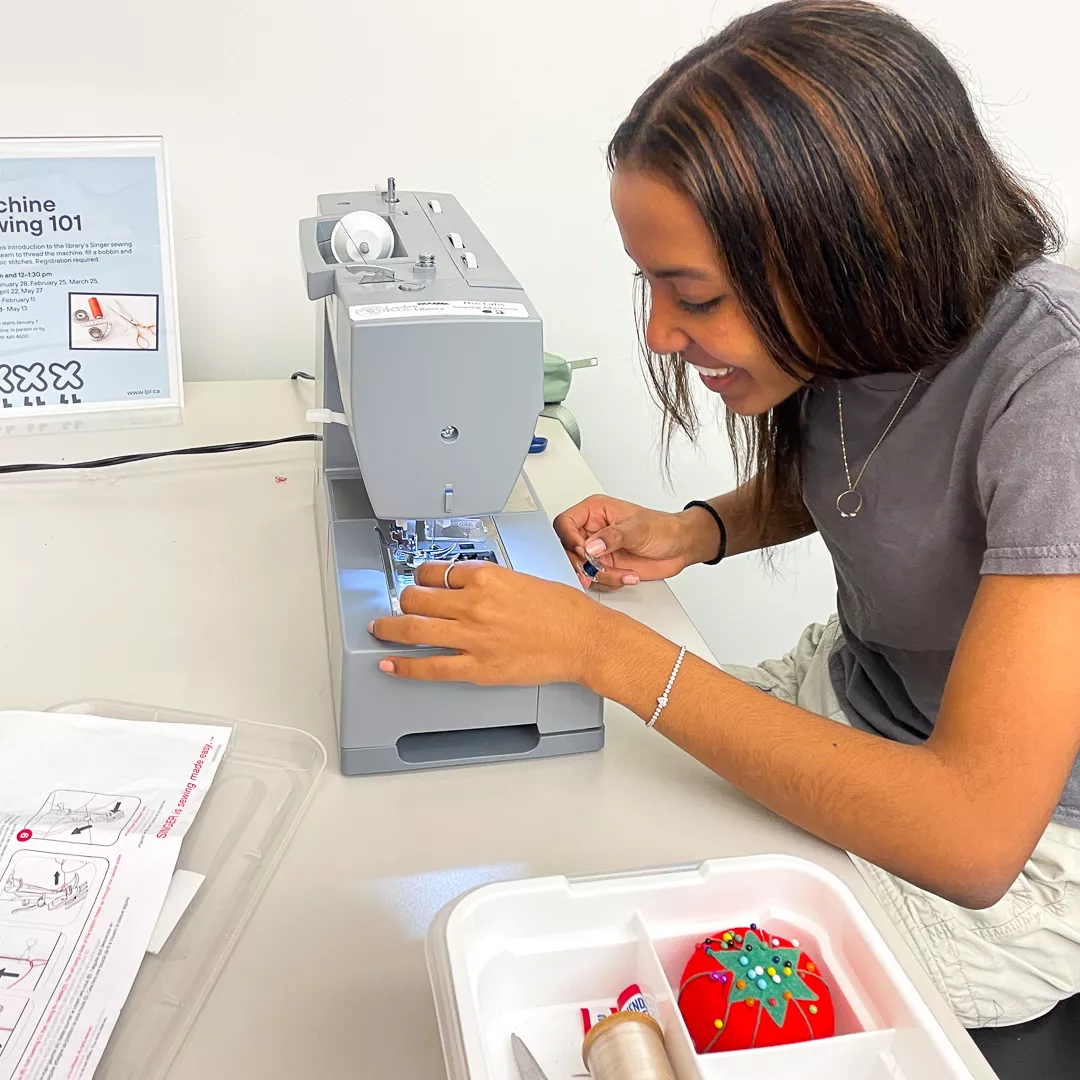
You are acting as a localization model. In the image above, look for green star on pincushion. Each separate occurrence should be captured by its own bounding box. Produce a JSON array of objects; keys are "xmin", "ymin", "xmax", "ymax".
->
[{"xmin": 706, "ymin": 928, "xmax": 819, "ymax": 1028}]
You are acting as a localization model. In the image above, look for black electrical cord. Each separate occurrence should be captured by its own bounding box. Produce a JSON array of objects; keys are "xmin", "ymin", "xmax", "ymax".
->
[{"xmin": 0, "ymin": 433, "xmax": 320, "ymax": 476}]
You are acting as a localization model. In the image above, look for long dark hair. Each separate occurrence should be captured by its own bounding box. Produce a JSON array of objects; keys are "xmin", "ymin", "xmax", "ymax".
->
[{"xmin": 608, "ymin": 0, "xmax": 1059, "ymax": 539}]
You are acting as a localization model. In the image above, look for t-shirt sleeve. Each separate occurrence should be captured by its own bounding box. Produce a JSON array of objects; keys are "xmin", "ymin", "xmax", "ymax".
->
[{"xmin": 978, "ymin": 347, "xmax": 1080, "ymax": 575}]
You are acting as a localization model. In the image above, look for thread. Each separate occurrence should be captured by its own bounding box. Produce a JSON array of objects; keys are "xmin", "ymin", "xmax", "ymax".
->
[
  {"xmin": 330, "ymin": 211, "xmax": 394, "ymax": 264},
  {"xmin": 582, "ymin": 1012, "xmax": 676, "ymax": 1080}
]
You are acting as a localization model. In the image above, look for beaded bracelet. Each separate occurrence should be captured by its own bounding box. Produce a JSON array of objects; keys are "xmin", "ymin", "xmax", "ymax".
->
[{"xmin": 647, "ymin": 645, "xmax": 687, "ymax": 728}]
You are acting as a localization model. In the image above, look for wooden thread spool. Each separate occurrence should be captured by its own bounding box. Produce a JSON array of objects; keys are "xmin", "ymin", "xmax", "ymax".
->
[{"xmin": 582, "ymin": 1011, "xmax": 676, "ymax": 1080}]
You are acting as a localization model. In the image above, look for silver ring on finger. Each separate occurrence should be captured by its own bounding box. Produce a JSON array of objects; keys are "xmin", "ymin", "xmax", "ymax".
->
[{"xmin": 443, "ymin": 559, "xmax": 459, "ymax": 590}]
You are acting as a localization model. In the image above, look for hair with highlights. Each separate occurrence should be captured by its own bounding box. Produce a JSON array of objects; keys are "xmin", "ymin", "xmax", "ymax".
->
[{"xmin": 608, "ymin": 0, "xmax": 1059, "ymax": 539}]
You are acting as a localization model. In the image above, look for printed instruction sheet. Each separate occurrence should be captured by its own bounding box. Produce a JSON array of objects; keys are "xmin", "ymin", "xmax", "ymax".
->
[{"xmin": 0, "ymin": 711, "xmax": 230, "ymax": 1080}]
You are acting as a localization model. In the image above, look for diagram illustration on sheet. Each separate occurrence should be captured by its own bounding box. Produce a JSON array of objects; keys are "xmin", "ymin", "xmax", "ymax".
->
[
  {"xmin": 0, "ymin": 930, "xmax": 63, "ymax": 992},
  {"xmin": 0, "ymin": 995, "xmax": 29, "ymax": 1060},
  {"xmin": 23, "ymin": 790, "xmax": 140, "ymax": 847},
  {"xmin": 0, "ymin": 852, "xmax": 107, "ymax": 928}
]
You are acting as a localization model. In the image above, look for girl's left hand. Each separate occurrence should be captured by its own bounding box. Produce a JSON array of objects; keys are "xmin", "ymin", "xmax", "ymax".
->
[{"xmin": 368, "ymin": 561, "xmax": 605, "ymax": 685}]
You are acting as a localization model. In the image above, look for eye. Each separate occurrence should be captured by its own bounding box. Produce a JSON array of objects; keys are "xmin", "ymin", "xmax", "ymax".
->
[{"xmin": 678, "ymin": 295, "xmax": 726, "ymax": 315}]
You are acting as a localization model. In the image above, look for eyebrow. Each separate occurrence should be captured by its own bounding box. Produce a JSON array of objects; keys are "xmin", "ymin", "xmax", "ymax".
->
[
  {"xmin": 650, "ymin": 266, "xmax": 714, "ymax": 281},
  {"xmin": 623, "ymin": 251, "xmax": 715, "ymax": 282}
]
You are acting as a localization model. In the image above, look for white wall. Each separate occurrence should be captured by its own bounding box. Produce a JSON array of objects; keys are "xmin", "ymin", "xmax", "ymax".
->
[{"xmin": 3, "ymin": 0, "xmax": 1074, "ymax": 665}]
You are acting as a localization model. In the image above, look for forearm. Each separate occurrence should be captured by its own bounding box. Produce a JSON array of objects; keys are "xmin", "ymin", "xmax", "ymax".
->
[
  {"xmin": 679, "ymin": 479, "xmax": 816, "ymax": 563},
  {"xmin": 585, "ymin": 612, "xmax": 1010, "ymax": 906}
]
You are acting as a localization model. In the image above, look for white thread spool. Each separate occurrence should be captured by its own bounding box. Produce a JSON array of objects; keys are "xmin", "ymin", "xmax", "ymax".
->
[
  {"xmin": 330, "ymin": 210, "xmax": 394, "ymax": 264},
  {"xmin": 582, "ymin": 1012, "xmax": 676, "ymax": 1080}
]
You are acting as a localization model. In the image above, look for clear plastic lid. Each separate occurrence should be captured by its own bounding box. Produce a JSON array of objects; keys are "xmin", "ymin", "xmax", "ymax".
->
[{"xmin": 46, "ymin": 699, "xmax": 326, "ymax": 1080}]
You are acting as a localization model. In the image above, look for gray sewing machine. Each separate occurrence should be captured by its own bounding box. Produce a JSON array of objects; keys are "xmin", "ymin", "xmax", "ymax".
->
[{"xmin": 299, "ymin": 180, "xmax": 604, "ymax": 776}]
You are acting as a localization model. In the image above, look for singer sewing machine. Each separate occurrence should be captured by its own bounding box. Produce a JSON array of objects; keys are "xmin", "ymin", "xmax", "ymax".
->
[{"xmin": 299, "ymin": 180, "xmax": 604, "ymax": 775}]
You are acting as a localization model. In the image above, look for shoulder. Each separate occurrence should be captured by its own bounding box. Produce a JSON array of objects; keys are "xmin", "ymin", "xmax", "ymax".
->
[
  {"xmin": 1005, "ymin": 258, "xmax": 1080, "ymax": 343},
  {"xmin": 955, "ymin": 259, "xmax": 1080, "ymax": 421}
]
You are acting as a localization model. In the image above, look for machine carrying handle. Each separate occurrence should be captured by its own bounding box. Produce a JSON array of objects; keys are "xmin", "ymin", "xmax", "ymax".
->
[{"xmin": 299, "ymin": 217, "xmax": 337, "ymax": 301}]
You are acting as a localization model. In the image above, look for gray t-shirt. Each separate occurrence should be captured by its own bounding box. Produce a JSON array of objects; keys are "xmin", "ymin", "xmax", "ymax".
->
[{"xmin": 800, "ymin": 258, "xmax": 1080, "ymax": 826}]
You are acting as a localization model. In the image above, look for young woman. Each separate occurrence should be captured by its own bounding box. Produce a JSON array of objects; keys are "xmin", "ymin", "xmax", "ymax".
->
[{"xmin": 370, "ymin": 0, "xmax": 1080, "ymax": 1026}]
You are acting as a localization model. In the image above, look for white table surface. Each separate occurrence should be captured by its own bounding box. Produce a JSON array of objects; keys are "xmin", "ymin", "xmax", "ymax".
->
[{"xmin": 0, "ymin": 379, "xmax": 995, "ymax": 1079}]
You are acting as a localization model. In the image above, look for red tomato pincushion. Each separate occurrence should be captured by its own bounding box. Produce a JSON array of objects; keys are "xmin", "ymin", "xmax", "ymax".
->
[{"xmin": 678, "ymin": 925, "xmax": 834, "ymax": 1052}]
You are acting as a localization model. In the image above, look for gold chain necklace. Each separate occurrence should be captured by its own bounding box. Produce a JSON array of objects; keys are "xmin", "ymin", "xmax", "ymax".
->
[{"xmin": 835, "ymin": 375, "xmax": 920, "ymax": 518}]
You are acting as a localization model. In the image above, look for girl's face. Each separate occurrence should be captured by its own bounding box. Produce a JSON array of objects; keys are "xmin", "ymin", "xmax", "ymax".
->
[{"xmin": 611, "ymin": 167, "xmax": 805, "ymax": 416}]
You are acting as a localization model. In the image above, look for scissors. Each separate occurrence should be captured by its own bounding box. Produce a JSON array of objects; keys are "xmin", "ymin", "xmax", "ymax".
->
[
  {"xmin": 511, "ymin": 1033, "xmax": 589, "ymax": 1080},
  {"xmin": 511, "ymin": 1034, "xmax": 550, "ymax": 1080},
  {"xmin": 108, "ymin": 300, "xmax": 156, "ymax": 349}
]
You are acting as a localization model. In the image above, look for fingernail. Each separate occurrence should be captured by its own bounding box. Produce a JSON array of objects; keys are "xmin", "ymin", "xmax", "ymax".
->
[
  {"xmin": 367, "ymin": 621, "xmax": 375, "ymax": 633},
  {"xmin": 585, "ymin": 539, "xmax": 606, "ymax": 556},
  {"xmin": 379, "ymin": 660, "xmax": 395, "ymax": 674},
  {"xmin": 622, "ymin": 573, "xmax": 640, "ymax": 586},
  {"xmin": 579, "ymin": 574, "xmax": 592, "ymax": 589}
]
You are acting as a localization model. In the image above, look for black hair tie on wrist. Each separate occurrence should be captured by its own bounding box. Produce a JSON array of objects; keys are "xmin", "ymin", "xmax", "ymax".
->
[{"xmin": 684, "ymin": 500, "xmax": 727, "ymax": 565}]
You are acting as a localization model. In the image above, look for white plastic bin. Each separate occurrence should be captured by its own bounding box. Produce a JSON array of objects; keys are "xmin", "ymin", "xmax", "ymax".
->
[{"xmin": 426, "ymin": 854, "xmax": 977, "ymax": 1080}]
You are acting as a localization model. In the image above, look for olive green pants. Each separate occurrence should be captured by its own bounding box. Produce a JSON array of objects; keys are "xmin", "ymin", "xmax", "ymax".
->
[{"xmin": 723, "ymin": 617, "xmax": 1080, "ymax": 1027}]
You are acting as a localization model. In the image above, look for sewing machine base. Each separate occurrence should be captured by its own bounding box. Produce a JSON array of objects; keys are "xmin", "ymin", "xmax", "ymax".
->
[{"xmin": 316, "ymin": 467, "xmax": 605, "ymax": 776}]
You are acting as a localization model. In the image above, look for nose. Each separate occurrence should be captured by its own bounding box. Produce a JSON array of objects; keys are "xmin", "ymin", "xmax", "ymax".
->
[{"xmin": 645, "ymin": 292, "xmax": 692, "ymax": 356}]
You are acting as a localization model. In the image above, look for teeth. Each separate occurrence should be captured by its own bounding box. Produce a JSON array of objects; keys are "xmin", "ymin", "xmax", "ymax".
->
[{"xmin": 693, "ymin": 364, "xmax": 734, "ymax": 377}]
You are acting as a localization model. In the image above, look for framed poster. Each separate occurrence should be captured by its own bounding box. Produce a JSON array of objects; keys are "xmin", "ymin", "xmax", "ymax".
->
[{"xmin": 0, "ymin": 136, "xmax": 182, "ymax": 417}]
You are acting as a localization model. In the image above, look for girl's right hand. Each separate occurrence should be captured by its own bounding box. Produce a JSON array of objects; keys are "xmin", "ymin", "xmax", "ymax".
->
[{"xmin": 553, "ymin": 495, "xmax": 720, "ymax": 590}]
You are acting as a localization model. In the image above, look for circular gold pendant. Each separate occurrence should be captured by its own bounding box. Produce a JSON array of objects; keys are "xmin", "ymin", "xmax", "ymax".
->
[{"xmin": 836, "ymin": 489, "xmax": 863, "ymax": 518}]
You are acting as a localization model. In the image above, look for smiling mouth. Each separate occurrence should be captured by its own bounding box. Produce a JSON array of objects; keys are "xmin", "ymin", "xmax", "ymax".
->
[{"xmin": 692, "ymin": 364, "xmax": 736, "ymax": 377}]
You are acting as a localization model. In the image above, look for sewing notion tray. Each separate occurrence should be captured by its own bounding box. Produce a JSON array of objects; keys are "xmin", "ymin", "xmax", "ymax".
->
[{"xmin": 426, "ymin": 854, "xmax": 978, "ymax": 1080}]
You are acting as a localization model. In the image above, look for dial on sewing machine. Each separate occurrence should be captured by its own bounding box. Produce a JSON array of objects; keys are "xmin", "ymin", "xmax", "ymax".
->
[{"xmin": 299, "ymin": 180, "xmax": 604, "ymax": 776}]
